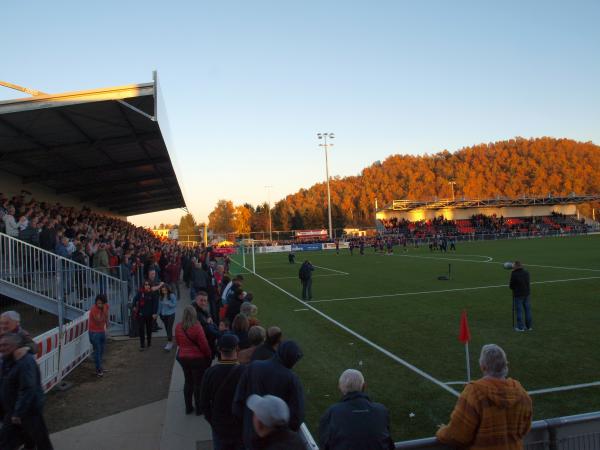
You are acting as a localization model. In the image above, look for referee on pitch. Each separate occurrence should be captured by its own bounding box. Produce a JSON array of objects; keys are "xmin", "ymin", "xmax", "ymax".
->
[{"xmin": 509, "ymin": 261, "xmax": 533, "ymax": 332}]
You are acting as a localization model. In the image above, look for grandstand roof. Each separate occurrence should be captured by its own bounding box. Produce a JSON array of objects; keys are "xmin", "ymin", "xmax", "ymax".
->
[
  {"xmin": 0, "ymin": 74, "xmax": 186, "ymax": 216},
  {"xmin": 383, "ymin": 195, "xmax": 600, "ymax": 212}
]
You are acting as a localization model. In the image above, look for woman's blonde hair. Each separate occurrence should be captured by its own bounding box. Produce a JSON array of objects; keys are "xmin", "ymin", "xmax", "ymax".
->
[{"xmin": 182, "ymin": 305, "xmax": 198, "ymax": 331}]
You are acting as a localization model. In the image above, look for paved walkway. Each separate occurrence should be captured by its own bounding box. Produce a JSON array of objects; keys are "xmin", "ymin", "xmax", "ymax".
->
[{"xmin": 50, "ymin": 283, "xmax": 214, "ymax": 450}]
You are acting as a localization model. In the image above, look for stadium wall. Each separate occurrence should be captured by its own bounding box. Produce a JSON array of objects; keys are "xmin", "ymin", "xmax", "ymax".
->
[
  {"xmin": 0, "ymin": 169, "xmax": 126, "ymax": 220},
  {"xmin": 376, "ymin": 204, "xmax": 577, "ymax": 222}
]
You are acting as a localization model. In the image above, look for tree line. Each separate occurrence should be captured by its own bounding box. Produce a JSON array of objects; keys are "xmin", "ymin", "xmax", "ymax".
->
[{"xmin": 207, "ymin": 137, "xmax": 600, "ymax": 233}]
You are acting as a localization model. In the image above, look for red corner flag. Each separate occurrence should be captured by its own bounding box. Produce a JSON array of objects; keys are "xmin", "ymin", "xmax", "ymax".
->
[{"xmin": 459, "ymin": 310, "xmax": 471, "ymax": 344}]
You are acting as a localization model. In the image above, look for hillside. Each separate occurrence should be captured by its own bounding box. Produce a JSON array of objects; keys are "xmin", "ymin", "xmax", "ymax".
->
[{"xmin": 270, "ymin": 137, "xmax": 600, "ymax": 229}]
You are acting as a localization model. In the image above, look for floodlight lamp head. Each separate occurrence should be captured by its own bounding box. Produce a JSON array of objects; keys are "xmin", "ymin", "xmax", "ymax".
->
[
  {"xmin": 329, "ymin": 133, "xmax": 335, "ymax": 139},
  {"xmin": 317, "ymin": 133, "xmax": 323, "ymax": 139}
]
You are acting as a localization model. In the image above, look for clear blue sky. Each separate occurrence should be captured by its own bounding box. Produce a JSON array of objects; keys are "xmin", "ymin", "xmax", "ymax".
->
[{"xmin": 3, "ymin": 0, "xmax": 599, "ymax": 227}]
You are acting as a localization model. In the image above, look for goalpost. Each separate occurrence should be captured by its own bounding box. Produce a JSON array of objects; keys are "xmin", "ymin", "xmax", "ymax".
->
[{"xmin": 238, "ymin": 239, "xmax": 276, "ymax": 274}]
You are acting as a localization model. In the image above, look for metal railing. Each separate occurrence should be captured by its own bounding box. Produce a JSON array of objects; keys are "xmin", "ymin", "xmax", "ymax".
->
[
  {"xmin": 0, "ymin": 232, "xmax": 128, "ymax": 333},
  {"xmin": 393, "ymin": 411, "xmax": 600, "ymax": 450}
]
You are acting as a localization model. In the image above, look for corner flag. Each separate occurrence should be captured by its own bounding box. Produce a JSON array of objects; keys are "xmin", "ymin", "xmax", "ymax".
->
[
  {"xmin": 458, "ymin": 310, "xmax": 471, "ymax": 381},
  {"xmin": 459, "ymin": 310, "xmax": 471, "ymax": 343}
]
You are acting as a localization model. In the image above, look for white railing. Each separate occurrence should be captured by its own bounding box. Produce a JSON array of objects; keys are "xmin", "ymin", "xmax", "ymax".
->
[
  {"xmin": 0, "ymin": 232, "xmax": 128, "ymax": 332},
  {"xmin": 34, "ymin": 311, "xmax": 92, "ymax": 392}
]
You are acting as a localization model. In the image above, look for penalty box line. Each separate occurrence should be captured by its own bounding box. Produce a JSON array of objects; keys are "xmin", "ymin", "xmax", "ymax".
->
[
  {"xmin": 231, "ymin": 259, "xmax": 460, "ymax": 398},
  {"xmin": 307, "ymin": 276, "xmax": 600, "ymax": 304}
]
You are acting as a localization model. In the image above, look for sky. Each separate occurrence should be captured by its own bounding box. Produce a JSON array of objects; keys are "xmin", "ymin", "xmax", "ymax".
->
[{"xmin": 2, "ymin": 0, "xmax": 599, "ymax": 227}]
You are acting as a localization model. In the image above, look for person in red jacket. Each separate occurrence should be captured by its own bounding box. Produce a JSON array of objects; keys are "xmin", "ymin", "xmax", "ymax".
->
[
  {"xmin": 88, "ymin": 294, "xmax": 110, "ymax": 377},
  {"xmin": 175, "ymin": 305, "xmax": 212, "ymax": 415}
]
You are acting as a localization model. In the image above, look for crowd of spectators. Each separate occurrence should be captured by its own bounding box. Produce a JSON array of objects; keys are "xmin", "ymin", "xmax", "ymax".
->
[{"xmin": 380, "ymin": 212, "xmax": 589, "ymax": 239}]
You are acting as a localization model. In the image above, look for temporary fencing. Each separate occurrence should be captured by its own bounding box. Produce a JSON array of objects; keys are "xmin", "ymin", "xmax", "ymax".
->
[{"xmin": 34, "ymin": 311, "xmax": 92, "ymax": 392}]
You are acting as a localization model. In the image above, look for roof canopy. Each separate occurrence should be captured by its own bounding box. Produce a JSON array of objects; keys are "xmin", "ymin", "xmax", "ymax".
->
[
  {"xmin": 0, "ymin": 76, "xmax": 186, "ymax": 216},
  {"xmin": 383, "ymin": 195, "xmax": 600, "ymax": 212}
]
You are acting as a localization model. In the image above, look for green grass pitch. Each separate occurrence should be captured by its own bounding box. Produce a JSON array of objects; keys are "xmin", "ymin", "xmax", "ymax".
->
[{"xmin": 231, "ymin": 235, "xmax": 600, "ymax": 441}]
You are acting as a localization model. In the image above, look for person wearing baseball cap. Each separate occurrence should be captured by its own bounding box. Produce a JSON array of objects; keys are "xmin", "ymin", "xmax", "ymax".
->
[
  {"xmin": 199, "ymin": 333, "xmax": 245, "ymax": 449},
  {"xmin": 246, "ymin": 394, "xmax": 304, "ymax": 450}
]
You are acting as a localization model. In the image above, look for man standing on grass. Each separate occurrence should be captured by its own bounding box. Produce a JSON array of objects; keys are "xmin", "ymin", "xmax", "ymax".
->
[
  {"xmin": 509, "ymin": 261, "xmax": 532, "ymax": 332},
  {"xmin": 298, "ymin": 260, "xmax": 314, "ymax": 301},
  {"xmin": 436, "ymin": 344, "xmax": 532, "ymax": 450}
]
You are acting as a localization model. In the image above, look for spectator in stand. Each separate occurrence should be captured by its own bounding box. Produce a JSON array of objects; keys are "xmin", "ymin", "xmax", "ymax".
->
[
  {"xmin": 93, "ymin": 241, "xmax": 110, "ymax": 275},
  {"xmin": 200, "ymin": 334, "xmax": 245, "ymax": 450},
  {"xmin": 436, "ymin": 344, "xmax": 532, "ymax": 450},
  {"xmin": 231, "ymin": 314, "xmax": 250, "ymax": 350},
  {"xmin": 251, "ymin": 326, "xmax": 283, "ymax": 361},
  {"xmin": 192, "ymin": 291, "xmax": 220, "ymax": 357},
  {"xmin": 2, "ymin": 206, "xmax": 19, "ymax": 237},
  {"xmin": 226, "ymin": 288, "xmax": 246, "ymax": 324},
  {"xmin": 233, "ymin": 340, "xmax": 305, "ymax": 449},
  {"xmin": 241, "ymin": 302, "xmax": 260, "ymax": 327},
  {"xmin": 0, "ymin": 311, "xmax": 37, "ymax": 354},
  {"xmin": 222, "ymin": 274, "xmax": 244, "ymax": 306},
  {"xmin": 175, "ymin": 305, "xmax": 212, "ymax": 415},
  {"xmin": 0, "ymin": 333, "xmax": 54, "ymax": 450},
  {"xmin": 246, "ymin": 394, "xmax": 305, "ymax": 450},
  {"xmin": 319, "ymin": 369, "xmax": 394, "ymax": 450},
  {"xmin": 158, "ymin": 284, "xmax": 177, "ymax": 352},
  {"xmin": 88, "ymin": 294, "xmax": 110, "ymax": 377},
  {"xmin": 132, "ymin": 281, "xmax": 158, "ymax": 351},
  {"xmin": 238, "ymin": 326, "xmax": 266, "ymax": 364},
  {"xmin": 191, "ymin": 260, "xmax": 210, "ymax": 300}
]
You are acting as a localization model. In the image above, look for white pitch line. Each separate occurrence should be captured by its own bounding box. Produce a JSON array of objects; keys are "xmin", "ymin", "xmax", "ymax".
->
[
  {"xmin": 395, "ymin": 252, "xmax": 600, "ymax": 273},
  {"xmin": 312, "ymin": 264, "xmax": 350, "ymax": 275},
  {"xmin": 269, "ymin": 273, "xmax": 347, "ymax": 280},
  {"xmin": 231, "ymin": 260, "xmax": 460, "ymax": 397},
  {"xmin": 396, "ymin": 253, "xmax": 494, "ymax": 263},
  {"xmin": 294, "ymin": 308, "xmax": 310, "ymax": 312},
  {"xmin": 307, "ymin": 276, "xmax": 600, "ymax": 304},
  {"xmin": 528, "ymin": 381, "xmax": 600, "ymax": 395}
]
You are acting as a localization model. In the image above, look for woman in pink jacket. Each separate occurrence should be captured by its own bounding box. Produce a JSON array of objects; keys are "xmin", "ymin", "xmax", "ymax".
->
[{"xmin": 175, "ymin": 305, "xmax": 212, "ymax": 415}]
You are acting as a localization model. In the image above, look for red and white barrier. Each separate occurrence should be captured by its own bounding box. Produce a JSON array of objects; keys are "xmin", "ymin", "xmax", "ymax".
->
[{"xmin": 34, "ymin": 311, "xmax": 91, "ymax": 392}]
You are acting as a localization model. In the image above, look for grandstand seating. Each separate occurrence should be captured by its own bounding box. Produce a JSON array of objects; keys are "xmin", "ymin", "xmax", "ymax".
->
[
  {"xmin": 0, "ymin": 193, "xmax": 181, "ymax": 334},
  {"xmin": 380, "ymin": 213, "xmax": 589, "ymax": 238}
]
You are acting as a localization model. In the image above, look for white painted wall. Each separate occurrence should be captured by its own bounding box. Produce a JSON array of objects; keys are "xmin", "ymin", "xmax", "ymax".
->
[{"xmin": 0, "ymin": 169, "xmax": 126, "ymax": 220}]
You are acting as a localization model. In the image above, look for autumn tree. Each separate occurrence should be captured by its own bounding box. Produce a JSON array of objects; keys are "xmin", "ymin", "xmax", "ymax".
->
[
  {"xmin": 178, "ymin": 213, "xmax": 199, "ymax": 241},
  {"xmin": 233, "ymin": 204, "xmax": 253, "ymax": 234},
  {"xmin": 209, "ymin": 200, "xmax": 236, "ymax": 233}
]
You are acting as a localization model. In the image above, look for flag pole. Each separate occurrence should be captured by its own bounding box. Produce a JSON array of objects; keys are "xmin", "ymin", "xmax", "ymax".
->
[{"xmin": 465, "ymin": 341, "xmax": 471, "ymax": 382}]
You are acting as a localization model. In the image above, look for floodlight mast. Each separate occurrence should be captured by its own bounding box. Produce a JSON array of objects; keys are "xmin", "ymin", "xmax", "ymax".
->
[{"xmin": 317, "ymin": 132, "xmax": 335, "ymax": 240}]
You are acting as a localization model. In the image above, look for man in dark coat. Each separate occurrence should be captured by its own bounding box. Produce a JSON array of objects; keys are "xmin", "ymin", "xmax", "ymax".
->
[
  {"xmin": 200, "ymin": 334, "xmax": 245, "ymax": 450},
  {"xmin": 233, "ymin": 340, "xmax": 305, "ymax": 450},
  {"xmin": 298, "ymin": 260, "xmax": 314, "ymax": 300},
  {"xmin": 192, "ymin": 291, "xmax": 219, "ymax": 356},
  {"xmin": 509, "ymin": 261, "xmax": 532, "ymax": 331},
  {"xmin": 0, "ymin": 333, "xmax": 54, "ymax": 450},
  {"xmin": 319, "ymin": 369, "xmax": 394, "ymax": 450}
]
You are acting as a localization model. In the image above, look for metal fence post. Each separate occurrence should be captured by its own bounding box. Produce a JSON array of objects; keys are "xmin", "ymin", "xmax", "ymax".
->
[{"xmin": 120, "ymin": 280, "xmax": 129, "ymax": 335}]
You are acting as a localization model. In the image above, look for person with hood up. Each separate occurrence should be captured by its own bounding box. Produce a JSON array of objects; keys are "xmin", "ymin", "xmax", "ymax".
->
[
  {"xmin": 233, "ymin": 340, "xmax": 305, "ymax": 450},
  {"xmin": 436, "ymin": 344, "xmax": 532, "ymax": 450}
]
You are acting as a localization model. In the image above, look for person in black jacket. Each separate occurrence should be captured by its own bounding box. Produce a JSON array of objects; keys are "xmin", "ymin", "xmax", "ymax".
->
[
  {"xmin": 132, "ymin": 281, "xmax": 158, "ymax": 350},
  {"xmin": 298, "ymin": 260, "xmax": 314, "ymax": 300},
  {"xmin": 0, "ymin": 333, "xmax": 54, "ymax": 450},
  {"xmin": 319, "ymin": 369, "xmax": 394, "ymax": 450},
  {"xmin": 251, "ymin": 327, "xmax": 283, "ymax": 362},
  {"xmin": 233, "ymin": 340, "xmax": 304, "ymax": 450},
  {"xmin": 509, "ymin": 261, "xmax": 532, "ymax": 331},
  {"xmin": 200, "ymin": 334, "xmax": 245, "ymax": 450},
  {"xmin": 192, "ymin": 291, "xmax": 220, "ymax": 356}
]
